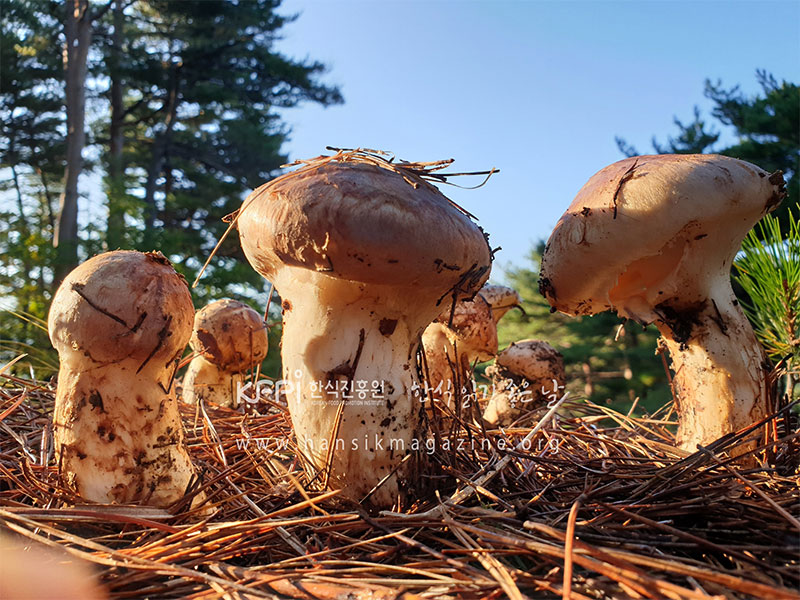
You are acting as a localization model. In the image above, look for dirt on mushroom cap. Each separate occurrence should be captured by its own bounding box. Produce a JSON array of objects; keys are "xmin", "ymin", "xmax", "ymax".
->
[
  {"xmin": 48, "ymin": 250, "xmax": 193, "ymax": 369},
  {"xmin": 539, "ymin": 154, "xmax": 785, "ymax": 319},
  {"xmin": 237, "ymin": 150, "xmax": 493, "ymax": 290},
  {"xmin": 190, "ymin": 298, "xmax": 268, "ymax": 371}
]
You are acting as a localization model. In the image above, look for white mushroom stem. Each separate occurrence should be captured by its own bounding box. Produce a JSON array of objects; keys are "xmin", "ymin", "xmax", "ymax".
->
[
  {"xmin": 53, "ymin": 359, "xmax": 194, "ymax": 506},
  {"xmin": 183, "ymin": 356, "xmax": 246, "ymax": 407},
  {"xmin": 649, "ymin": 284, "xmax": 769, "ymax": 452},
  {"xmin": 277, "ymin": 271, "xmax": 433, "ymax": 506},
  {"xmin": 420, "ymin": 324, "xmax": 473, "ymax": 409}
]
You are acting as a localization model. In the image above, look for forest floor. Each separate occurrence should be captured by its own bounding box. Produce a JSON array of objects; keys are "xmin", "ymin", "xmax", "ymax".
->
[{"xmin": 1, "ymin": 375, "xmax": 798, "ymax": 600}]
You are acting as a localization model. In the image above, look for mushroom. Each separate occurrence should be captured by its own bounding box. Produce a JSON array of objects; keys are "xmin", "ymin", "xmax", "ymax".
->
[
  {"xmin": 49, "ymin": 250, "xmax": 202, "ymax": 507},
  {"xmin": 421, "ymin": 294, "xmax": 497, "ymax": 409},
  {"xmin": 182, "ymin": 298, "xmax": 268, "ymax": 408},
  {"xmin": 539, "ymin": 154, "xmax": 785, "ymax": 453},
  {"xmin": 480, "ymin": 283, "xmax": 523, "ymax": 324},
  {"xmin": 421, "ymin": 284, "xmax": 520, "ymax": 409},
  {"xmin": 237, "ymin": 156, "xmax": 492, "ymax": 506},
  {"xmin": 483, "ymin": 340, "xmax": 565, "ymax": 426}
]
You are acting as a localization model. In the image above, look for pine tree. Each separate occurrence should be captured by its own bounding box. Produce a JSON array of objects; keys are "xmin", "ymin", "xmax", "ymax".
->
[
  {"xmin": 617, "ymin": 71, "xmax": 799, "ymax": 234},
  {"xmin": 0, "ymin": 0, "xmax": 342, "ymax": 375},
  {"xmin": 0, "ymin": 0, "xmax": 65, "ymax": 369},
  {"xmin": 102, "ymin": 0, "xmax": 343, "ymax": 303}
]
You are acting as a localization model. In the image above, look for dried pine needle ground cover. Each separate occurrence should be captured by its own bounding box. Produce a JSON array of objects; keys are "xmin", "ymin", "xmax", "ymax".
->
[{"xmin": 1, "ymin": 372, "xmax": 798, "ymax": 600}]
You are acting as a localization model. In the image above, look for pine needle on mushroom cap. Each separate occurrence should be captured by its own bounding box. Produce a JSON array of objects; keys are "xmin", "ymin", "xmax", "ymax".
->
[
  {"xmin": 235, "ymin": 148, "xmax": 495, "ymax": 507},
  {"xmin": 2, "ymin": 368, "xmax": 798, "ymax": 600},
  {"xmin": 195, "ymin": 147, "xmax": 499, "ymax": 289}
]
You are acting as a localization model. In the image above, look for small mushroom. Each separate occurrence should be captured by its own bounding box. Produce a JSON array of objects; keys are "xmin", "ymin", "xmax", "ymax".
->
[
  {"xmin": 539, "ymin": 154, "xmax": 785, "ymax": 453},
  {"xmin": 182, "ymin": 299, "xmax": 268, "ymax": 408},
  {"xmin": 421, "ymin": 284, "xmax": 520, "ymax": 408},
  {"xmin": 480, "ymin": 283, "xmax": 523, "ymax": 323},
  {"xmin": 421, "ymin": 294, "xmax": 497, "ymax": 408},
  {"xmin": 237, "ymin": 156, "xmax": 492, "ymax": 506},
  {"xmin": 49, "ymin": 251, "xmax": 202, "ymax": 507},
  {"xmin": 483, "ymin": 340, "xmax": 565, "ymax": 426}
]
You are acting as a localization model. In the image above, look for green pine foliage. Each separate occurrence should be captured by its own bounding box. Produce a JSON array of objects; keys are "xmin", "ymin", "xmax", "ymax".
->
[
  {"xmin": 1, "ymin": 0, "xmax": 64, "ymax": 375},
  {"xmin": 734, "ymin": 208, "xmax": 799, "ymax": 399},
  {"xmin": 0, "ymin": 0, "xmax": 341, "ymax": 378}
]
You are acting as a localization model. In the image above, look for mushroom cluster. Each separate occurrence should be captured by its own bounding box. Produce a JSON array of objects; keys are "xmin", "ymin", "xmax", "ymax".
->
[
  {"xmin": 483, "ymin": 339, "xmax": 565, "ymax": 426},
  {"xmin": 46, "ymin": 147, "xmax": 782, "ymax": 516},
  {"xmin": 49, "ymin": 251, "xmax": 202, "ymax": 507},
  {"xmin": 237, "ymin": 156, "xmax": 492, "ymax": 506},
  {"xmin": 540, "ymin": 154, "xmax": 785, "ymax": 453},
  {"xmin": 183, "ymin": 298, "xmax": 268, "ymax": 408},
  {"xmin": 421, "ymin": 293, "xmax": 496, "ymax": 408},
  {"xmin": 421, "ymin": 284, "xmax": 521, "ymax": 410}
]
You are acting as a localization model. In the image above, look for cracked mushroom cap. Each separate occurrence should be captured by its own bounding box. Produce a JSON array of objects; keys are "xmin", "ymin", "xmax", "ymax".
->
[
  {"xmin": 492, "ymin": 340, "xmax": 565, "ymax": 384},
  {"xmin": 479, "ymin": 284, "xmax": 522, "ymax": 324},
  {"xmin": 539, "ymin": 154, "xmax": 785, "ymax": 322},
  {"xmin": 49, "ymin": 251, "xmax": 194, "ymax": 368},
  {"xmin": 434, "ymin": 294, "xmax": 498, "ymax": 362},
  {"xmin": 237, "ymin": 160, "xmax": 492, "ymax": 291},
  {"xmin": 190, "ymin": 299, "xmax": 268, "ymax": 371}
]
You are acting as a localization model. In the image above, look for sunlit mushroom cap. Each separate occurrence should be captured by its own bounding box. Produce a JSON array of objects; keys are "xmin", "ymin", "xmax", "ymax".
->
[
  {"xmin": 237, "ymin": 159, "xmax": 492, "ymax": 290},
  {"xmin": 479, "ymin": 284, "xmax": 522, "ymax": 324},
  {"xmin": 190, "ymin": 299, "xmax": 268, "ymax": 371},
  {"xmin": 49, "ymin": 251, "xmax": 194, "ymax": 366},
  {"xmin": 494, "ymin": 339, "xmax": 565, "ymax": 383},
  {"xmin": 437, "ymin": 294, "xmax": 498, "ymax": 362},
  {"xmin": 539, "ymin": 154, "xmax": 785, "ymax": 322}
]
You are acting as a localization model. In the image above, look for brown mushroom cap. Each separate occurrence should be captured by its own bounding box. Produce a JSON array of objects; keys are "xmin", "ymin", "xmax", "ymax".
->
[
  {"xmin": 49, "ymin": 251, "xmax": 193, "ymax": 367},
  {"xmin": 493, "ymin": 339, "xmax": 565, "ymax": 384},
  {"xmin": 539, "ymin": 154, "xmax": 785, "ymax": 321},
  {"xmin": 479, "ymin": 284, "xmax": 522, "ymax": 324},
  {"xmin": 238, "ymin": 160, "xmax": 492, "ymax": 290},
  {"xmin": 433, "ymin": 294, "xmax": 498, "ymax": 363},
  {"xmin": 190, "ymin": 299, "xmax": 268, "ymax": 371}
]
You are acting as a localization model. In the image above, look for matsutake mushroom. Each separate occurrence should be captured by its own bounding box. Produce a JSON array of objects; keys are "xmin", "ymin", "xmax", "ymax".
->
[
  {"xmin": 539, "ymin": 154, "xmax": 785, "ymax": 454},
  {"xmin": 237, "ymin": 154, "xmax": 492, "ymax": 506},
  {"xmin": 421, "ymin": 284, "xmax": 520, "ymax": 409},
  {"xmin": 182, "ymin": 299, "xmax": 268, "ymax": 408},
  {"xmin": 421, "ymin": 294, "xmax": 496, "ymax": 409},
  {"xmin": 49, "ymin": 251, "xmax": 202, "ymax": 508},
  {"xmin": 482, "ymin": 339, "xmax": 565, "ymax": 426},
  {"xmin": 479, "ymin": 283, "xmax": 523, "ymax": 324}
]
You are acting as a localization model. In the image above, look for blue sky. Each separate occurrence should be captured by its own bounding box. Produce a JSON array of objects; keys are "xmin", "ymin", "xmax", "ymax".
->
[{"xmin": 275, "ymin": 0, "xmax": 800, "ymax": 277}]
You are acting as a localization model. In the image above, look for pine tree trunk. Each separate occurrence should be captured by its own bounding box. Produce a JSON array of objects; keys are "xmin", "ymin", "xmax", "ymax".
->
[
  {"xmin": 106, "ymin": 0, "xmax": 126, "ymax": 250},
  {"xmin": 143, "ymin": 63, "xmax": 180, "ymax": 241},
  {"xmin": 54, "ymin": 0, "xmax": 91, "ymax": 283}
]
